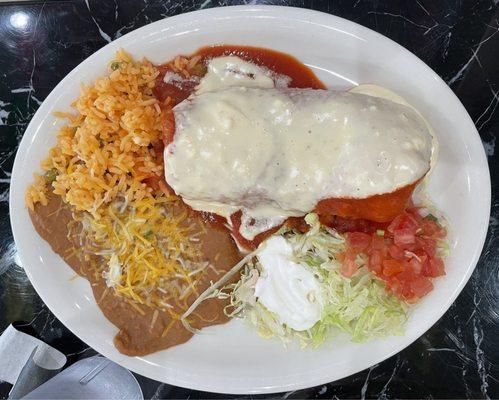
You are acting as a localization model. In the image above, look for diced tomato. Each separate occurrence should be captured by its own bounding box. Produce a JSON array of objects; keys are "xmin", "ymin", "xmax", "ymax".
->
[
  {"xmin": 393, "ymin": 270, "xmax": 418, "ymax": 298},
  {"xmin": 388, "ymin": 244, "xmax": 405, "ymax": 260},
  {"xmin": 387, "ymin": 212, "xmax": 420, "ymax": 234},
  {"xmin": 346, "ymin": 232, "xmax": 371, "ymax": 251},
  {"xmin": 370, "ymin": 235, "xmax": 385, "ymax": 251},
  {"xmin": 431, "ymin": 257, "xmax": 445, "ymax": 276},
  {"xmin": 338, "ymin": 206, "xmax": 447, "ymax": 303},
  {"xmin": 387, "ymin": 274, "xmax": 410, "ymax": 299},
  {"xmin": 345, "ymin": 247, "xmax": 360, "ymax": 261},
  {"xmin": 435, "ymin": 228, "xmax": 447, "ymax": 239},
  {"xmin": 408, "ymin": 256, "xmax": 423, "ymax": 275},
  {"xmin": 422, "ymin": 256, "xmax": 445, "ymax": 277},
  {"xmin": 422, "ymin": 239, "xmax": 437, "ymax": 258},
  {"xmin": 368, "ymin": 250, "xmax": 383, "ymax": 275},
  {"xmin": 410, "ymin": 276, "xmax": 434, "ymax": 299},
  {"xmin": 393, "ymin": 228, "xmax": 416, "ymax": 247},
  {"xmin": 339, "ymin": 247, "xmax": 361, "ymax": 278},
  {"xmin": 340, "ymin": 257, "xmax": 359, "ymax": 278},
  {"xmin": 382, "ymin": 259, "xmax": 406, "ymax": 276},
  {"xmin": 420, "ymin": 219, "xmax": 435, "ymax": 235},
  {"xmin": 420, "ymin": 218, "xmax": 447, "ymax": 239},
  {"xmin": 387, "ymin": 278, "xmax": 403, "ymax": 298}
]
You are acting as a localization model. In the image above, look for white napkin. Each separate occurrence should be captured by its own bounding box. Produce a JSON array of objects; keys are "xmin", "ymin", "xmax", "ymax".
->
[{"xmin": 0, "ymin": 324, "xmax": 66, "ymax": 394}]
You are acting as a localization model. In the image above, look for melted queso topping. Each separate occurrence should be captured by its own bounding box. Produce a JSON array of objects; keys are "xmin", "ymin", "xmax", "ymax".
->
[{"xmin": 163, "ymin": 56, "xmax": 435, "ymax": 241}]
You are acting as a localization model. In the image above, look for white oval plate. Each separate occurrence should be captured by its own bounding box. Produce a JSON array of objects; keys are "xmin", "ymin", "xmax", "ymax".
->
[{"xmin": 10, "ymin": 6, "xmax": 490, "ymax": 394}]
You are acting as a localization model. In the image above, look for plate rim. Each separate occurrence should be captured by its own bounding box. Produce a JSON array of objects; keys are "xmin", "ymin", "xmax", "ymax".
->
[{"xmin": 9, "ymin": 5, "xmax": 491, "ymax": 394}]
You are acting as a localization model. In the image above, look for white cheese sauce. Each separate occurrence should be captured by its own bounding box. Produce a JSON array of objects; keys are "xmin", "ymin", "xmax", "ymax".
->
[
  {"xmin": 195, "ymin": 55, "xmax": 290, "ymax": 94},
  {"xmin": 164, "ymin": 56, "xmax": 435, "ymax": 241},
  {"xmin": 255, "ymin": 236, "xmax": 323, "ymax": 331}
]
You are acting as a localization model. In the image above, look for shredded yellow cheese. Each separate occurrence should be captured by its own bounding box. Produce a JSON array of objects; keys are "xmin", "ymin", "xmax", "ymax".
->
[{"xmin": 78, "ymin": 194, "xmax": 204, "ymax": 312}]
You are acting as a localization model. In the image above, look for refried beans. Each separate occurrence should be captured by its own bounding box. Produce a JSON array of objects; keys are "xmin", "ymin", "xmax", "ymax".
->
[{"xmin": 30, "ymin": 193, "xmax": 241, "ymax": 356}]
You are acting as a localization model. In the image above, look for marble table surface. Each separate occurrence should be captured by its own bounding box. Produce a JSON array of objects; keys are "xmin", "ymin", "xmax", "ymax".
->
[{"xmin": 0, "ymin": 1, "xmax": 498, "ymax": 399}]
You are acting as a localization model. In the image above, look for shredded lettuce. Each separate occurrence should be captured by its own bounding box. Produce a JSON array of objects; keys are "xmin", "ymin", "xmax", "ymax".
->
[{"xmin": 219, "ymin": 213, "xmax": 408, "ymax": 348}]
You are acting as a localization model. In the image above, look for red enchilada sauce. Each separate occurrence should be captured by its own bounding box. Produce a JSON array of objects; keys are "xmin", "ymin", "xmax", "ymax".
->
[
  {"xmin": 153, "ymin": 45, "xmax": 325, "ymax": 103},
  {"xmin": 155, "ymin": 45, "xmax": 423, "ymax": 250}
]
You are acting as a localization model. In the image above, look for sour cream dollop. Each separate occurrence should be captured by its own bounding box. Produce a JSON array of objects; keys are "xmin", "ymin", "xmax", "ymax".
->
[{"xmin": 255, "ymin": 236, "xmax": 323, "ymax": 331}]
